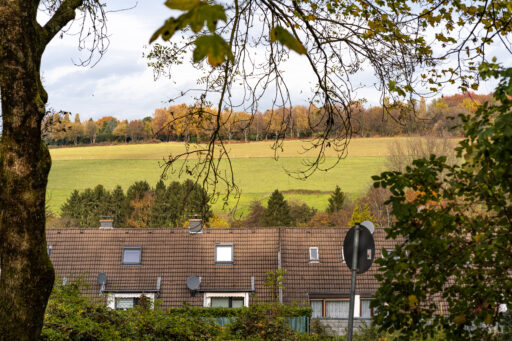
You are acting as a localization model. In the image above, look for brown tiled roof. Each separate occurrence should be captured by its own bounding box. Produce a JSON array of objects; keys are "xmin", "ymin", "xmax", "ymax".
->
[
  {"xmin": 280, "ymin": 227, "xmax": 395, "ymax": 304},
  {"xmin": 46, "ymin": 227, "xmax": 396, "ymax": 308}
]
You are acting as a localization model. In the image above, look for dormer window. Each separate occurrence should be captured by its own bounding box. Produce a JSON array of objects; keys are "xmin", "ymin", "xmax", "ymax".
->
[
  {"xmin": 215, "ymin": 243, "xmax": 233, "ymax": 264},
  {"xmin": 122, "ymin": 246, "xmax": 141, "ymax": 265},
  {"xmin": 309, "ymin": 247, "xmax": 319, "ymax": 262}
]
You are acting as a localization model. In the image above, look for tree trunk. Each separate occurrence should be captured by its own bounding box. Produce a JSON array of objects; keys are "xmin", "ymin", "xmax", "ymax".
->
[{"xmin": 0, "ymin": 3, "xmax": 55, "ymax": 339}]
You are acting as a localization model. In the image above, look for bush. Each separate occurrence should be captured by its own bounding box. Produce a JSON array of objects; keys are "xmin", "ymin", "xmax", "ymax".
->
[
  {"xmin": 225, "ymin": 304, "xmax": 301, "ymax": 340},
  {"xmin": 41, "ymin": 279, "xmax": 221, "ymax": 340},
  {"xmin": 43, "ymin": 279, "xmax": 314, "ymax": 340}
]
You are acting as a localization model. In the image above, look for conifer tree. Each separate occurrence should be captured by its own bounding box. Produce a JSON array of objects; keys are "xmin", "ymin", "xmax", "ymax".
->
[
  {"xmin": 127, "ymin": 181, "xmax": 151, "ymax": 202},
  {"xmin": 150, "ymin": 180, "xmax": 169, "ymax": 227},
  {"xmin": 167, "ymin": 181, "xmax": 183, "ymax": 227},
  {"xmin": 326, "ymin": 185, "xmax": 346, "ymax": 214},
  {"xmin": 110, "ymin": 185, "xmax": 128, "ymax": 227},
  {"xmin": 263, "ymin": 190, "xmax": 292, "ymax": 227}
]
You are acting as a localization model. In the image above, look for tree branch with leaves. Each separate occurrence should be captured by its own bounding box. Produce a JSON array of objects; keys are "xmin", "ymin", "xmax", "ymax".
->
[{"xmin": 148, "ymin": 0, "xmax": 512, "ymax": 205}]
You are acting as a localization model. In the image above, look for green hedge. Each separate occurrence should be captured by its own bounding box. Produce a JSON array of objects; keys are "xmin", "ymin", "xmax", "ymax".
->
[
  {"xmin": 167, "ymin": 304, "xmax": 312, "ymax": 318},
  {"xmin": 42, "ymin": 279, "xmax": 315, "ymax": 340}
]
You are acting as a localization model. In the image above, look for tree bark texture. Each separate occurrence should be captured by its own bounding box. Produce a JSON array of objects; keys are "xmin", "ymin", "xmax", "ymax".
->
[{"xmin": 0, "ymin": 2, "xmax": 54, "ymax": 339}]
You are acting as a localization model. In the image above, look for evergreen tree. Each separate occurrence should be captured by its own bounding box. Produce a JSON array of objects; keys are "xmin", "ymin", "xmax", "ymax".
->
[
  {"xmin": 348, "ymin": 203, "xmax": 373, "ymax": 227},
  {"xmin": 167, "ymin": 181, "xmax": 183, "ymax": 227},
  {"xmin": 60, "ymin": 190, "xmax": 82, "ymax": 226},
  {"xmin": 127, "ymin": 181, "xmax": 151, "ymax": 201},
  {"xmin": 150, "ymin": 180, "xmax": 169, "ymax": 227},
  {"xmin": 183, "ymin": 179, "xmax": 213, "ymax": 225},
  {"xmin": 110, "ymin": 185, "xmax": 128, "ymax": 227},
  {"xmin": 263, "ymin": 190, "xmax": 292, "ymax": 227},
  {"xmin": 326, "ymin": 185, "xmax": 346, "ymax": 214}
]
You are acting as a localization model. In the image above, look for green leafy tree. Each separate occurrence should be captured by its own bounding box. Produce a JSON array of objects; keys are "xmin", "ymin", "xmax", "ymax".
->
[
  {"xmin": 263, "ymin": 190, "xmax": 292, "ymax": 227},
  {"xmin": 326, "ymin": 185, "xmax": 346, "ymax": 214},
  {"xmin": 348, "ymin": 203, "xmax": 373, "ymax": 227},
  {"xmin": 289, "ymin": 201, "xmax": 316, "ymax": 227},
  {"xmin": 265, "ymin": 269, "xmax": 287, "ymax": 303},
  {"xmin": 0, "ymin": 0, "xmax": 111, "ymax": 334},
  {"xmin": 243, "ymin": 200, "xmax": 266, "ymax": 227},
  {"xmin": 372, "ymin": 67, "xmax": 512, "ymax": 340}
]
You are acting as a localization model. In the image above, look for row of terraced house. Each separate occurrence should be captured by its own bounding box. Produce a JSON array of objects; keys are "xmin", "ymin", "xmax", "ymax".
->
[{"xmin": 46, "ymin": 220, "xmax": 397, "ymax": 335}]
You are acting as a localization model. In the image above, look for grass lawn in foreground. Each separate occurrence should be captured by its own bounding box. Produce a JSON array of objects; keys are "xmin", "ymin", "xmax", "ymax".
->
[{"xmin": 47, "ymin": 156, "xmax": 386, "ymax": 216}]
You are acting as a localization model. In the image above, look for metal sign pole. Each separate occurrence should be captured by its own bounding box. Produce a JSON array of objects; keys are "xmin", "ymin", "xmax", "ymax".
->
[{"xmin": 347, "ymin": 224, "xmax": 360, "ymax": 341}]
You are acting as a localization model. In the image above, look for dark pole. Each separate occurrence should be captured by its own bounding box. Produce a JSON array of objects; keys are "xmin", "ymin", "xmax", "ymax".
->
[{"xmin": 347, "ymin": 223, "xmax": 360, "ymax": 341}]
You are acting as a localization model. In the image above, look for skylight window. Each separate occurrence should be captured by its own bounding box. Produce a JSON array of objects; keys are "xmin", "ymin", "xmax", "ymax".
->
[
  {"xmin": 215, "ymin": 243, "xmax": 233, "ymax": 264},
  {"xmin": 122, "ymin": 247, "xmax": 141, "ymax": 265},
  {"xmin": 309, "ymin": 247, "xmax": 319, "ymax": 262}
]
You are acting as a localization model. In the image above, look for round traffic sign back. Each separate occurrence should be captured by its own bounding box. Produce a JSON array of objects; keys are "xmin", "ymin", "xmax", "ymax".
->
[{"xmin": 343, "ymin": 224, "xmax": 375, "ymax": 274}]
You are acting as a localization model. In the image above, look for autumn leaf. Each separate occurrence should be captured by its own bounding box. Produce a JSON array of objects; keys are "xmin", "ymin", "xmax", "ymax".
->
[
  {"xmin": 193, "ymin": 34, "xmax": 233, "ymax": 67},
  {"xmin": 270, "ymin": 26, "xmax": 306, "ymax": 55},
  {"xmin": 150, "ymin": 2, "xmax": 226, "ymax": 43},
  {"xmin": 165, "ymin": 0, "xmax": 200, "ymax": 11}
]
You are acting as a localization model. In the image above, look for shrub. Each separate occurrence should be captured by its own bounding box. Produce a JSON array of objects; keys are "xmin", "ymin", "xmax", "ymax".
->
[{"xmin": 41, "ymin": 279, "xmax": 221, "ymax": 340}]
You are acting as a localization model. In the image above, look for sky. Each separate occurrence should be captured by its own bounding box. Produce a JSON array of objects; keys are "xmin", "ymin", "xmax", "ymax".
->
[
  {"xmin": 39, "ymin": 1, "xmax": 324, "ymax": 121},
  {"xmin": 17, "ymin": 1, "xmax": 505, "ymax": 122}
]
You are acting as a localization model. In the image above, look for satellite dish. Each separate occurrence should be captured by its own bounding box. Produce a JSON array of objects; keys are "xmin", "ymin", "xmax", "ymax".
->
[
  {"xmin": 186, "ymin": 276, "xmax": 201, "ymax": 291},
  {"xmin": 97, "ymin": 272, "xmax": 107, "ymax": 285},
  {"xmin": 361, "ymin": 220, "xmax": 375, "ymax": 234}
]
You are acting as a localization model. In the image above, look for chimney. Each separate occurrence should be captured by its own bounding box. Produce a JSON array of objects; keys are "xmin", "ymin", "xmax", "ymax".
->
[
  {"xmin": 188, "ymin": 216, "xmax": 203, "ymax": 234},
  {"xmin": 99, "ymin": 217, "xmax": 114, "ymax": 229}
]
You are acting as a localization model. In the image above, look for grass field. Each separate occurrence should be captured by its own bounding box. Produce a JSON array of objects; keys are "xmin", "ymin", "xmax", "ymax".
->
[{"xmin": 46, "ymin": 137, "xmax": 439, "ymax": 216}]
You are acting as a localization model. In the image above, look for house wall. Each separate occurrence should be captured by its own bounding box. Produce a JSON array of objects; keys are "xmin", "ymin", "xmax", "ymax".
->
[{"xmin": 313, "ymin": 318, "xmax": 372, "ymax": 336}]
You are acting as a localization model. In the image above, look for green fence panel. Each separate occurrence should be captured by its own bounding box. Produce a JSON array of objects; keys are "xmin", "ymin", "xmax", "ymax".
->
[{"xmin": 287, "ymin": 316, "xmax": 309, "ymax": 333}]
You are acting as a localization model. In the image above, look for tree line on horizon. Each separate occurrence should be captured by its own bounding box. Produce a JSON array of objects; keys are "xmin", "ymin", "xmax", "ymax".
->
[{"xmin": 41, "ymin": 92, "xmax": 492, "ymax": 146}]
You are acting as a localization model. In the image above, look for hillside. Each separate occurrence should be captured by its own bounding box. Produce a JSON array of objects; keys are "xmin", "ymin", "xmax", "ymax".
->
[{"xmin": 46, "ymin": 137, "xmax": 455, "ymax": 216}]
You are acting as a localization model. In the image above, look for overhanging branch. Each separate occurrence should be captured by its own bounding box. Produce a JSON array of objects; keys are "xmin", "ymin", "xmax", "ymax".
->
[{"xmin": 42, "ymin": 0, "xmax": 84, "ymax": 45}]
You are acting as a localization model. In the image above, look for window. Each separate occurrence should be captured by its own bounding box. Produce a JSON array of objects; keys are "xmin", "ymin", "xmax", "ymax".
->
[
  {"xmin": 210, "ymin": 297, "xmax": 244, "ymax": 308},
  {"xmin": 122, "ymin": 247, "xmax": 141, "ymax": 265},
  {"xmin": 326, "ymin": 300, "xmax": 350, "ymax": 318},
  {"xmin": 116, "ymin": 297, "xmax": 139, "ymax": 310},
  {"xmin": 215, "ymin": 243, "xmax": 233, "ymax": 264},
  {"xmin": 360, "ymin": 298, "xmax": 373, "ymax": 318},
  {"xmin": 309, "ymin": 247, "xmax": 319, "ymax": 262},
  {"xmin": 107, "ymin": 293, "xmax": 154, "ymax": 310},
  {"xmin": 204, "ymin": 292, "xmax": 249, "ymax": 307},
  {"xmin": 311, "ymin": 300, "xmax": 323, "ymax": 318},
  {"xmin": 310, "ymin": 296, "xmax": 368, "ymax": 318}
]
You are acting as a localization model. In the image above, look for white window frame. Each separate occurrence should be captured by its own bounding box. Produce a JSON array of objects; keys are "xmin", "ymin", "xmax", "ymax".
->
[
  {"xmin": 215, "ymin": 243, "xmax": 234, "ymax": 264},
  {"xmin": 203, "ymin": 292, "xmax": 249, "ymax": 307},
  {"xmin": 106, "ymin": 293, "xmax": 155, "ymax": 310},
  {"xmin": 309, "ymin": 247, "xmax": 319, "ymax": 262}
]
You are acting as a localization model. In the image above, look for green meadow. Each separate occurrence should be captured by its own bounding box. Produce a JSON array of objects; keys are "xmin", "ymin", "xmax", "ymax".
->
[{"xmin": 46, "ymin": 138, "xmax": 412, "ymax": 216}]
